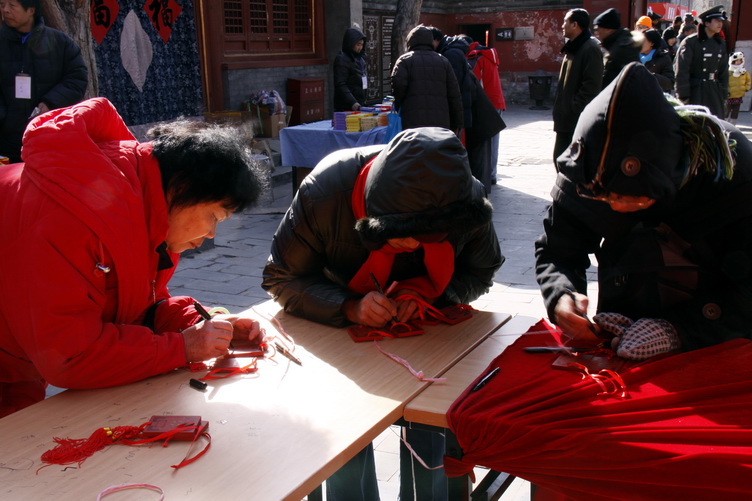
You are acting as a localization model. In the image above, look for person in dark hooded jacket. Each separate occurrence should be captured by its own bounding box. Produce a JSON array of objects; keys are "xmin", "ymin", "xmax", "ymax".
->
[
  {"xmin": 391, "ymin": 25, "xmax": 463, "ymax": 131},
  {"xmin": 0, "ymin": 0, "xmax": 88, "ymax": 163},
  {"xmin": 641, "ymin": 29, "xmax": 675, "ymax": 92},
  {"xmin": 263, "ymin": 127, "xmax": 503, "ymax": 500},
  {"xmin": 333, "ymin": 27, "xmax": 368, "ymax": 112},
  {"xmin": 536, "ymin": 62, "xmax": 752, "ymax": 361},
  {"xmin": 593, "ymin": 8, "xmax": 640, "ymax": 88}
]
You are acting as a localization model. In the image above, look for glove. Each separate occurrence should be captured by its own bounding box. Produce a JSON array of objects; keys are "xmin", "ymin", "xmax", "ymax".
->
[
  {"xmin": 593, "ymin": 312, "xmax": 634, "ymax": 339},
  {"xmin": 615, "ymin": 318, "xmax": 681, "ymax": 360}
]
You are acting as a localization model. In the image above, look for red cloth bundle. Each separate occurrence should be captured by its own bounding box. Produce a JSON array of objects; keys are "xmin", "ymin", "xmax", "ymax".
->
[{"xmin": 445, "ymin": 319, "xmax": 752, "ymax": 500}]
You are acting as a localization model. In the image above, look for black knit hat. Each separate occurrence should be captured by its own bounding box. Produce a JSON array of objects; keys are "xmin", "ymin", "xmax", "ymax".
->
[
  {"xmin": 557, "ymin": 63, "xmax": 684, "ymax": 200},
  {"xmin": 594, "ymin": 8, "xmax": 621, "ymax": 30},
  {"xmin": 354, "ymin": 128, "xmax": 492, "ymax": 249},
  {"xmin": 644, "ymin": 29, "xmax": 663, "ymax": 48}
]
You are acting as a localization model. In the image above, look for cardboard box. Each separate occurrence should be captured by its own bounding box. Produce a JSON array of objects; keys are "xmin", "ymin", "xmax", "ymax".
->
[{"xmin": 242, "ymin": 105, "xmax": 292, "ymax": 138}]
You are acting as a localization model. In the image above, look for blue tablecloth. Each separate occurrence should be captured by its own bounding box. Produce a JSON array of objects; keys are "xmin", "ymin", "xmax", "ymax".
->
[{"xmin": 280, "ymin": 120, "xmax": 387, "ymax": 168}]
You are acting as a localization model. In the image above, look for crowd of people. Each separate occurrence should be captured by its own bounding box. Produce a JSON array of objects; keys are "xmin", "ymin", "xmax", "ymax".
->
[{"xmin": 2, "ymin": 0, "xmax": 752, "ymax": 499}]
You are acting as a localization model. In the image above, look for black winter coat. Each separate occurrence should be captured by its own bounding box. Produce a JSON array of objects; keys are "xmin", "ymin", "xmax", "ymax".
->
[
  {"xmin": 553, "ymin": 31, "xmax": 603, "ymax": 134},
  {"xmin": 674, "ymin": 30, "xmax": 728, "ymax": 117},
  {"xmin": 644, "ymin": 49, "xmax": 675, "ymax": 92},
  {"xmin": 333, "ymin": 28, "xmax": 367, "ymax": 112},
  {"xmin": 391, "ymin": 27, "xmax": 463, "ymax": 130},
  {"xmin": 600, "ymin": 28, "xmax": 640, "ymax": 88},
  {"xmin": 537, "ymin": 123, "xmax": 752, "ymax": 352},
  {"xmin": 0, "ymin": 19, "xmax": 87, "ymax": 162},
  {"xmin": 262, "ymin": 130, "xmax": 503, "ymax": 326},
  {"xmin": 437, "ymin": 36, "xmax": 474, "ymax": 128}
]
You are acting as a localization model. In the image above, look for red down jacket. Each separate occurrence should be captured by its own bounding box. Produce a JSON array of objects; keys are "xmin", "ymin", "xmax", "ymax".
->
[{"xmin": 0, "ymin": 98, "xmax": 198, "ymax": 417}]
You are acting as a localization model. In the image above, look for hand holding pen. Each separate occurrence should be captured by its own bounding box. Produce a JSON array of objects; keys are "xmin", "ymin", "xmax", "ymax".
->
[
  {"xmin": 370, "ymin": 273, "xmax": 400, "ymax": 325},
  {"xmin": 554, "ymin": 289, "xmax": 600, "ymax": 341}
]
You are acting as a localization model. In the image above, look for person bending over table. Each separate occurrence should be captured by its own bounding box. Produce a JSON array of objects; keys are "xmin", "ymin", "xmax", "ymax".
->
[
  {"xmin": 536, "ymin": 62, "xmax": 752, "ymax": 360},
  {"xmin": 262, "ymin": 127, "xmax": 504, "ymax": 500},
  {"xmin": 0, "ymin": 97, "xmax": 267, "ymax": 418}
]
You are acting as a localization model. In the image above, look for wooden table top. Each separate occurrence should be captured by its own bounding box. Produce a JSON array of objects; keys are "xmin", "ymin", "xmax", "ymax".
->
[
  {"xmin": 0, "ymin": 303, "xmax": 509, "ymax": 501},
  {"xmin": 403, "ymin": 315, "xmax": 539, "ymax": 429}
]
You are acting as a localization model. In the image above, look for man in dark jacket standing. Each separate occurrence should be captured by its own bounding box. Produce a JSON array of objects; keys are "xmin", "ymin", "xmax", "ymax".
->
[
  {"xmin": 674, "ymin": 5, "xmax": 729, "ymax": 118},
  {"xmin": 0, "ymin": 0, "xmax": 88, "ymax": 163},
  {"xmin": 391, "ymin": 25, "xmax": 463, "ymax": 131},
  {"xmin": 552, "ymin": 8, "xmax": 603, "ymax": 165},
  {"xmin": 593, "ymin": 8, "xmax": 640, "ymax": 88},
  {"xmin": 333, "ymin": 27, "xmax": 368, "ymax": 112},
  {"xmin": 536, "ymin": 63, "xmax": 752, "ymax": 360},
  {"xmin": 263, "ymin": 127, "xmax": 503, "ymax": 500}
]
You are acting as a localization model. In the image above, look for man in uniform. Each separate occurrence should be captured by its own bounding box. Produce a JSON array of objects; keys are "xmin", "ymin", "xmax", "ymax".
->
[{"xmin": 674, "ymin": 5, "xmax": 728, "ymax": 118}]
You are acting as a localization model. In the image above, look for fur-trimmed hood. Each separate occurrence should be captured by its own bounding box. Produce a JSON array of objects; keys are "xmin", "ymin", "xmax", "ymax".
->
[{"xmin": 354, "ymin": 127, "xmax": 492, "ymax": 249}]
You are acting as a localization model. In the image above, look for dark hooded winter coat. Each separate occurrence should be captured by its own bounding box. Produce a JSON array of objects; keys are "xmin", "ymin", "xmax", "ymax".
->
[
  {"xmin": 0, "ymin": 18, "xmax": 88, "ymax": 162},
  {"xmin": 644, "ymin": 47, "xmax": 675, "ymax": 92},
  {"xmin": 437, "ymin": 35, "xmax": 475, "ymax": 127},
  {"xmin": 391, "ymin": 26, "xmax": 463, "ymax": 131},
  {"xmin": 674, "ymin": 28, "xmax": 729, "ymax": 117},
  {"xmin": 333, "ymin": 28, "xmax": 367, "ymax": 112},
  {"xmin": 600, "ymin": 27, "xmax": 641, "ymax": 88},
  {"xmin": 262, "ymin": 127, "xmax": 503, "ymax": 326},
  {"xmin": 536, "ymin": 63, "xmax": 752, "ymax": 352}
]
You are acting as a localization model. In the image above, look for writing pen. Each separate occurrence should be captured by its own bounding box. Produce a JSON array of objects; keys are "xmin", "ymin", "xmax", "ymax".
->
[
  {"xmin": 524, "ymin": 346, "xmax": 590, "ymax": 354},
  {"xmin": 195, "ymin": 301, "xmax": 234, "ymax": 351},
  {"xmin": 563, "ymin": 288, "xmax": 598, "ymax": 336},
  {"xmin": 471, "ymin": 367, "xmax": 500, "ymax": 392},
  {"xmin": 274, "ymin": 341, "xmax": 302, "ymax": 366},
  {"xmin": 370, "ymin": 273, "xmax": 400, "ymax": 324},
  {"xmin": 194, "ymin": 301, "xmax": 212, "ymax": 321}
]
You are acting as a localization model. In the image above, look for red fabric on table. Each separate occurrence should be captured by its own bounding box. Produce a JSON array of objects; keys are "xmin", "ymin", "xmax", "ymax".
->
[{"xmin": 445, "ymin": 319, "xmax": 752, "ymax": 501}]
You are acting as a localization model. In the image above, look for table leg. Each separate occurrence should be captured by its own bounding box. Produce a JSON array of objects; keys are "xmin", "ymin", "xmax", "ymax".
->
[{"xmin": 306, "ymin": 484, "xmax": 323, "ymax": 501}]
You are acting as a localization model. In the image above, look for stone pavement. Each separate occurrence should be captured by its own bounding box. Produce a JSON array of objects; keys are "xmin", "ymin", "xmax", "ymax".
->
[{"xmin": 166, "ymin": 105, "xmax": 752, "ymax": 500}]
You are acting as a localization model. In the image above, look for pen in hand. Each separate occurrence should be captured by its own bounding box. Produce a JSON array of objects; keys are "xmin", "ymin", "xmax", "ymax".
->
[
  {"xmin": 563, "ymin": 289, "xmax": 598, "ymax": 336},
  {"xmin": 370, "ymin": 273, "xmax": 400, "ymax": 324},
  {"xmin": 194, "ymin": 301, "xmax": 212, "ymax": 321}
]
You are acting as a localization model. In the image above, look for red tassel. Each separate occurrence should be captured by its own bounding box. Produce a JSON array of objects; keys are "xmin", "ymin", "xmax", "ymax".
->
[{"xmin": 40, "ymin": 425, "xmax": 145, "ymax": 468}]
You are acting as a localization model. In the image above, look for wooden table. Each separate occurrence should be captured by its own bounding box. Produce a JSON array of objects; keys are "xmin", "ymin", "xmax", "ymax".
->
[
  {"xmin": 402, "ymin": 315, "xmax": 539, "ymax": 500},
  {"xmin": 0, "ymin": 303, "xmax": 509, "ymax": 501}
]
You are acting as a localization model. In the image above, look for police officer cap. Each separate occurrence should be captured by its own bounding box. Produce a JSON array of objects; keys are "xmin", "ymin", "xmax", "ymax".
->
[
  {"xmin": 594, "ymin": 8, "xmax": 620, "ymax": 30},
  {"xmin": 699, "ymin": 5, "xmax": 727, "ymax": 22}
]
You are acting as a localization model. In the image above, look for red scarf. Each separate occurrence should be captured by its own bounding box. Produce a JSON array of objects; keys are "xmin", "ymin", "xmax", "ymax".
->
[{"xmin": 347, "ymin": 158, "xmax": 454, "ymax": 299}]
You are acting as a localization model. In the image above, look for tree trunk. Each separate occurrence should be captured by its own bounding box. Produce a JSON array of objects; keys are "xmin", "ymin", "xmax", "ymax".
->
[
  {"xmin": 40, "ymin": 0, "xmax": 98, "ymax": 98},
  {"xmin": 390, "ymin": 0, "xmax": 423, "ymax": 70}
]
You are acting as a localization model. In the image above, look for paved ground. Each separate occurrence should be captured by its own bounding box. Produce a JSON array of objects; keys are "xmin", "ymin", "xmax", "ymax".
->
[{"xmin": 166, "ymin": 105, "xmax": 752, "ymax": 500}]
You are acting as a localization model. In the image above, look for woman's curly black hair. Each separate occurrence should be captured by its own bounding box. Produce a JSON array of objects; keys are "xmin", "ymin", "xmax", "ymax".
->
[{"xmin": 147, "ymin": 120, "xmax": 264, "ymax": 213}]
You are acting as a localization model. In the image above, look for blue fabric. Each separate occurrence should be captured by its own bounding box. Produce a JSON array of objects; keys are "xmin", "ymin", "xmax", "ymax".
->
[
  {"xmin": 280, "ymin": 120, "xmax": 386, "ymax": 168},
  {"xmin": 640, "ymin": 49, "xmax": 656, "ymax": 64},
  {"xmin": 384, "ymin": 110, "xmax": 402, "ymax": 143},
  {"xmin": 93, "ymin": 0, "xmax": 202, "ymax": 126}
]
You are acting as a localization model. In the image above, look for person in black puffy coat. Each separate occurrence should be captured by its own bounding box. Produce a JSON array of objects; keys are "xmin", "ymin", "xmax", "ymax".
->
[
  {"xmin": 333, "ymin": 27, "xmax": 368, "ymax": 112},
  {"xmin": 641, "ymin": 29, "xmax": 675, "ymax": 92},
  {"xmin": 391, "ymin": 25, "xmax": 463, "ymax": 132},
  {"xmin": 0, "ymin": 0, "xmax": 88, "ymax": 163}
]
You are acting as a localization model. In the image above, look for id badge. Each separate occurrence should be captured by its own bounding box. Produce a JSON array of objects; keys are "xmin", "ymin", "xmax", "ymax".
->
[
  {"xmin": 362, "ymin": 75, "xmax": 367, "ymax": 89},
  {"xmin": 15, "ymin": 73, "xmax": 31, "ymax": 99}
]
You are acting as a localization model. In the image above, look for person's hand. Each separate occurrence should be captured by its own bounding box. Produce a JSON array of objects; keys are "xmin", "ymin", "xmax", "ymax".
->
[
  {"xmin": 181, "ymin": 318, "xmax": 234, "ymax": 362},
  {"xmin": 37, "ymin": 102, "xmax": 50, "ymax": 114},
  {"xmin": 612, "ymin": 317, "xmax": 680, "ymax": 360},
  {"xmin": 391, "ymin": 288, "xmax": 429, "ymax": 323},
  {"xmin": 343, "ymin": 292, "xmax": 398, "ymax": 327},
  {"xmin": 553, "ymin": 290, "xmax": 599, "ymax": 342},
  {"xmin": 214, "ymin": 313, "xmax": 267, "ymax": 345},
  {"xmin": 352, "ymin": 102, "xmax": 361, "ymax": 111}
]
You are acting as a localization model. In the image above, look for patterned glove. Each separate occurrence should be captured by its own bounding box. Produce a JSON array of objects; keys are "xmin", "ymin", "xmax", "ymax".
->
[
  {"xmin": 615, "ymin": 318, "xmax": 681, "ymax": 360},
  {"xmin": 593, "ymin": 312, "xmax": 634, "ymax": 339}
]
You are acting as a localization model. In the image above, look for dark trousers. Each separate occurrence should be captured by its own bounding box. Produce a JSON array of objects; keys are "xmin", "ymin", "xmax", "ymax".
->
[
  {"xmin": 326, "ymin": 443, "xmax": 380, "ymax": 501},
  {"xmin": 553, "ymin": 130, "xmax": 574, "ymax": 170},
  {"xmin": 399, "ymin": 427, "xmax": 448, "ymax": 501}
]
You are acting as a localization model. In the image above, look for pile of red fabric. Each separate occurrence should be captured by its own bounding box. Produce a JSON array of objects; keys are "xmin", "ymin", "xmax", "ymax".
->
[{"xmin": 446, "ymin": 319, "xmax": 752, "ymax": 500}]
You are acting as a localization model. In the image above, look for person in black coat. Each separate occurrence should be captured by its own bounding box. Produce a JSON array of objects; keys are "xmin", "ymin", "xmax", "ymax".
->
[
  {"xmin": 333, "ymin": 27, "xmax": 368, "ymax": 112},
  {"xmin": 0, "ymin": 0, "xmax": 88, "ymax": 163},
  {"xmin": 536, "ymin": 63, "xmax": 752, "ymax": 360},
  {"xmin": 263, "ymin": 127, "xmax": 503, "ymax": 500},
  {"xmin": 641, "ymin": 29, "xmax": 675, "ymax": 92},
  {"xmin": 391, "ymin": 25, "xmax": 463, "ymax": 132},
  {"xmin": 593, "ymin": 8, "xmax": 641, "ymax": 88}
]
